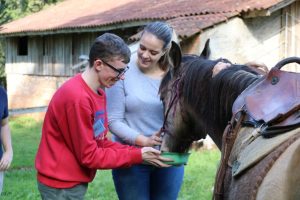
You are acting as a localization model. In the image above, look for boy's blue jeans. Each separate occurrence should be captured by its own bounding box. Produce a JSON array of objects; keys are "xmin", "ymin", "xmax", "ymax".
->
[{"xmin": 112, "ymin": 164, "xmax": 184, "ymax": 200}]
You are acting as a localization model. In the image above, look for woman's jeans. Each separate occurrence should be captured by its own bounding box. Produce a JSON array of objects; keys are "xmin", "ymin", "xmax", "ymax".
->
[{"xmin": 112, "ymin": 164, "xmax": 184, "ymax": 200}]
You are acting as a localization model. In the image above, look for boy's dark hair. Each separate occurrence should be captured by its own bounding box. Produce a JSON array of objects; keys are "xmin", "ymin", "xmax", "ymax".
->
[{"xmin": 89, "ymin": 33, "xmax": 131, "ymax": 67}]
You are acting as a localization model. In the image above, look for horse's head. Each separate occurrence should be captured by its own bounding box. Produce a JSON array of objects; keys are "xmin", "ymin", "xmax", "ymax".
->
[
  {"xmin": 159, "ymin": 40, "xmax": 262, "ymax": 152},
  {"xmin": 159, "ymin": 39, "xmax": 214, "ymax": 152}
]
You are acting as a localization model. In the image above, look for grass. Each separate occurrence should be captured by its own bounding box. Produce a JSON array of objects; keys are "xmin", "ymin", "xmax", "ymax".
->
[{"xmin": 1, "ymin": 117, "xmax": 220, "ymax": 200}]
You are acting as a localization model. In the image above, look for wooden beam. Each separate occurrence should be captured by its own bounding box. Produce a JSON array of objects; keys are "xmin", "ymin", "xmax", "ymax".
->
[{"xmin": 268, "ymin": 0, "xmax": 296, "ymax": 13}]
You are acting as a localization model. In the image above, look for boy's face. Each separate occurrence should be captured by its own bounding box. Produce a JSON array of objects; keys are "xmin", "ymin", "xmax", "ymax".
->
[{"xmin": 94, "ymin": 58, "xmax": 128, "ymax": 88}]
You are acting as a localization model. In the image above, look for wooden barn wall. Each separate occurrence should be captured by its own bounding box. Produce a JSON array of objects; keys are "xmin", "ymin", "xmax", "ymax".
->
[
  {"xmin": 4, "ymin": 28, "xmax": 139, "ymax": 110},
  {"xmin": 5, "ymin": 32, "xmax": 99, "ymax": 77},
  {"xmin": 5, "ymin": 32, "xmax": 99, "ymax": 110}
]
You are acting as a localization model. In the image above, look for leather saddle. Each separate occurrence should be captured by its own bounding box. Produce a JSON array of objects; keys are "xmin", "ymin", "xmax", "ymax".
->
[
  {"xmin": 233, "ymin": 57, "xmax": 300, "ymax": 137},
  {"xmin": 213, "ymin": 57, "xmax": 300, "ymax": 200}
]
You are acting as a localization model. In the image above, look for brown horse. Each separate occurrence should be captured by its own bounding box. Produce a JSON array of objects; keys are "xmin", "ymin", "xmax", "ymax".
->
[{"xmin": 161, "ymin": 42, "xmax": 300, "ymax": 199}]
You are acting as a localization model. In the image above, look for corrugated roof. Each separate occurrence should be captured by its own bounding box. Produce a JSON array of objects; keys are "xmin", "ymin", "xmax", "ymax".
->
[{"xmin": 0, "ymin": 0, "xmax": 291, "ymax": 39}]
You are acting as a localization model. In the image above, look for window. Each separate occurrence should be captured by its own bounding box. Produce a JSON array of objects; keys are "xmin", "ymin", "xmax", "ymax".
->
[
  {"xmin": 17, "ymin": 36, "xmax": 28, "ymax": 56},
  {"xmin": 42, "ymin": 37, "xmax": 46, "ymax": 55}
]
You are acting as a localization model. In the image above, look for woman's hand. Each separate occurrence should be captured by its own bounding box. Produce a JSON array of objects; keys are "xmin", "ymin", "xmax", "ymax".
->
[
  {"xmin": 212, "ymin": 62, "xmax": 231, "ymax": 77},
  {"xmin": 135, "ymin": 131, "xmax": 162, "ymax": 147}
]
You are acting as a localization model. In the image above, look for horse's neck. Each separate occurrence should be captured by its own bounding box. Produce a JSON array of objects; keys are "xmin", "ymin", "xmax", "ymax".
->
[
  {"xmin": 206, "ymin": 70, "xmax": 260, "ymax": 149},
  {"xmin": 209, "ymin": 131, "xmax": 223, "ymax": 150}
]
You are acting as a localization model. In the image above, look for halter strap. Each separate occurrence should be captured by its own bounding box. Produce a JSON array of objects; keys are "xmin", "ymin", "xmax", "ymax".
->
[{"xmin": 160, "ymin": 76, "xmax": 182, "ymax": 138}]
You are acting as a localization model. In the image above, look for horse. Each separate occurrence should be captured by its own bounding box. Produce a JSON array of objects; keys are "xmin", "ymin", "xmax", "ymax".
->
[{"xmin": 160, "ymin": 41, "xmax": 300, "ymax": 200}]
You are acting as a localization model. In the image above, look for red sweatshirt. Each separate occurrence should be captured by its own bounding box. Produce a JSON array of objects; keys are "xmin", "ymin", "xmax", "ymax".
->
[{"xmin": 35, "ymin": 74, "xmax": 142, "ymax": 188}]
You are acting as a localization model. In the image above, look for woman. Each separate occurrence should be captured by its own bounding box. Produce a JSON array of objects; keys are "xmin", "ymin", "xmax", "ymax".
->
[{"xmin": 106, "ymin": 21, "xmax": 184, "ymax": 200}]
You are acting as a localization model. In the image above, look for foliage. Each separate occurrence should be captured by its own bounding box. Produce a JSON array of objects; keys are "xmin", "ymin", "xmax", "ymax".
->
[
  {"xmin": 0, "ymin": 0, "xmax": 62, "ymax": 87},
  {"xmin": 0, "ymin": 0, "xmax": 61, "ymax": 23},
  {"xmin": 1, "ymin": 117, "xmax": 221, "ymax": 200}
]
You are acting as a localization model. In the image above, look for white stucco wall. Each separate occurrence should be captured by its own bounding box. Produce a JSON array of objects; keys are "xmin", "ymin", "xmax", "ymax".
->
[
  {"xmin": 199, "ymin": 11, "xmax": 283, "ymax": 69},
  {"xmin": 7, "ymin": 74, "xmax": 69, "ymax": 109}
]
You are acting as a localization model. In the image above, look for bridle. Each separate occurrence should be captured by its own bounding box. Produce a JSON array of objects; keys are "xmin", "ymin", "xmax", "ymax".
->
[
  {"xmin": 160, "ymin": 75, "xmax": 183, "ymax": 141},
  {"xmin": 158, "ymin": 57, "xmax": 205, "ymax": 150}
]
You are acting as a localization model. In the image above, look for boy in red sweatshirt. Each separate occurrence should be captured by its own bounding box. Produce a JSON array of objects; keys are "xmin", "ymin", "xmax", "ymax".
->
[{"xmin": 35, "ymin": 33, "xmax": 170, "ymax": 199}]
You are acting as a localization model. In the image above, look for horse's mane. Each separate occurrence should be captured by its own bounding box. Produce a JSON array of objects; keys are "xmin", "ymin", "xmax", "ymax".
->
[
  {"xmin": 208, "ymin": 65, "xmax": 260, "ymax": 135},
  {"xmin": 159, "ymin": 54, "xmax": 202, "ymax": 99},
  {"xmin": 177, "ymin": 57, "xmax": 261, "ymax": 149}
]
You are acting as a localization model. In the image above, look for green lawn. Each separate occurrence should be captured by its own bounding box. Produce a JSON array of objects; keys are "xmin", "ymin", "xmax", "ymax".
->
[{"xmin": 1, "ymin": 117, "xmax": 220, "ymax": 200}]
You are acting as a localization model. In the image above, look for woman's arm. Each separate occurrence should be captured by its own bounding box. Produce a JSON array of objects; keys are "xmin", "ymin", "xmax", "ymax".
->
[{"xmin": 106, "ymin": 80, "xmax": 141, "ymax": 145}]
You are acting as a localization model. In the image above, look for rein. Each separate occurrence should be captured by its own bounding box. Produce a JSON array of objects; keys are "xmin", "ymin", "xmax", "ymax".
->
[{"xmin": 160, "ymin": 76, "xmax": 182, "ymax": 139}]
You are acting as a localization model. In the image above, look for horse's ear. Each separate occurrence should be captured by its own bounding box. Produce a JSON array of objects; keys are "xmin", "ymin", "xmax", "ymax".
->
[
  {"xmin": 200, "ymin": 39, "xmax": 211, "ymax": 59},
  {"xmin": 169, "ymin": 41, "xmax": 182, "ymax": 69}
]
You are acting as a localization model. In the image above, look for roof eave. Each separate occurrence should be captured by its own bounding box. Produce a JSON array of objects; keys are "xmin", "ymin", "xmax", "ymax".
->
[
  {"xmin": 242, "ymin": 0, "xmax": 296, "ymax": 18},
  {"xmin": 0, "ymin": 20, "xmax": 152, "ymax": 38}
]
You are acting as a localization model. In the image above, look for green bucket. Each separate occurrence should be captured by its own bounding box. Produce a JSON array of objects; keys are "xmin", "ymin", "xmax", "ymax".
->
[{"xmin": 161, "ymin": 152, "xmax": 191, "ymax": 165}]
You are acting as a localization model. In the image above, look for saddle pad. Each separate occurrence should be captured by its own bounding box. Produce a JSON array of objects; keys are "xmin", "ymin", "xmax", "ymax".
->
[{"xmin": 229, "ymin": 126, "xmax": 300, "ymax": 177}]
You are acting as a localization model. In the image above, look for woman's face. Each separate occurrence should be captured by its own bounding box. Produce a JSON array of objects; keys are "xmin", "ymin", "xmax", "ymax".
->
[{"xmin": 137, "ymin": 31, "xmax": 165, "ymax": 70}]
